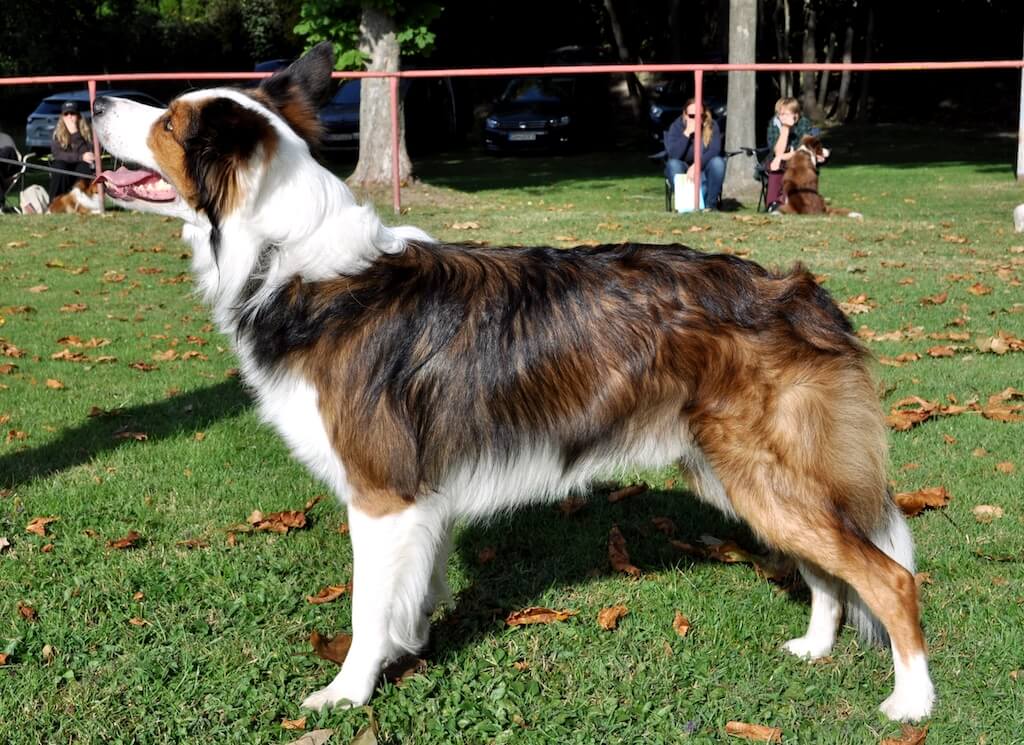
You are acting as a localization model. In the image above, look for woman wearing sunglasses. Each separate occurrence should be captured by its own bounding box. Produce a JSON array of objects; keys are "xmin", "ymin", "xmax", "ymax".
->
[
  {"xmin": 49, "ymin": 101, "xmax": 96, "ymax": 199},
  {"xmin": 663, "ymin": 98, "xmax": 725, "ymax": 211}
]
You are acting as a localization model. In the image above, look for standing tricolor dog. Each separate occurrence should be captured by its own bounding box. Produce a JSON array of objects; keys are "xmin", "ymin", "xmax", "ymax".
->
[{"xmin": 93, "ymin": 44, "xmax": 935, "ymax": 721}]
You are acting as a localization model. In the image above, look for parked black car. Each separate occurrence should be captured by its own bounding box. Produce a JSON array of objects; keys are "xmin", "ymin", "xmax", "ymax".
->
[
  {"xmin": 25, "ymin": 89, "xmax": 163, "ymax": 155},
  {"xmin": 484, "ymin": 76, "xmax": 605, "ymax": 153},
  {"xmin": 647, "ymin": 77, "xmax": 727, "ymax": 144}
]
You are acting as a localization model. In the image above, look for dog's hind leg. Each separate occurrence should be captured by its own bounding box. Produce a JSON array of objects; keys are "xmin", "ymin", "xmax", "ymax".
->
[
  {"xmin": 782, "ymin": 561, "xmax": 842, "ymax": 660},
  {"xmin": 301, "ymin": 499, "xmax": 448, "ymax": 711}
]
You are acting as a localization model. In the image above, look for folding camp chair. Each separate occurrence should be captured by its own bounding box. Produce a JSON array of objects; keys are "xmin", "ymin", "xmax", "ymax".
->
[
  {"xmin": 653, "ymin": 145, "xmax": 769, "ymax": 212},
  {"xmin": 0, "ymin": 132, "xmax": 34, "ymax": 214}
]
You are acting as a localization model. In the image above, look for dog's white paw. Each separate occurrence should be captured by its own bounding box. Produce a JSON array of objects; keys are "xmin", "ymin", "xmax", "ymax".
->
[
  {"xmin": 879, "ymin": 684, "xmax": 936, "ymax": 723},
  {"xmin": 782, "ymin": 635, "xmax": 833, "ymax": 660},
  {"xmin": 300, "ymin": 679, "xmax": 372, "ymax": 712}
]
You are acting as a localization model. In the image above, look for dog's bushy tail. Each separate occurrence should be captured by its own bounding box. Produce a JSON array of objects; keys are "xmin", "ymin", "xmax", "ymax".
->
[{"xmin": 843, "ymin": 495, "xmax": 915, "ymax": 646}]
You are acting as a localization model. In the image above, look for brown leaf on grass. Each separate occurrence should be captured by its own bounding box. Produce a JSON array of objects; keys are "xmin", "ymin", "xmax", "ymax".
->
[
  {"xmin": 703, "ymin": 537, "xmax": 757, "ymax": 565},
  {"xmin": 176, "ymin": 538, "xmax": 209, "ymax": 549},
  {"xmin": 18, "ymin": 602, "xmax": 37, "ymax": 622},
  {"xmin": 448, "ymin": 221, "xmax": 480, "ymax": 230},
  {"xmin": 284, "ymin": 729, "xmax": 335, "ymax": 745},
  {"xmin": 152, "ymin": 349, "xmax": 178, "ymax": 362},
  {"xmin": 966, "ymin": 283, "xmax": 991, "ymax": 296},
  {"xmin": 919, "ymin": 292, "xmax": 948, "ymax": 306},
  {"xmin": 383, "ymin": 655, "xmax": 427, "ymax": 685},
  {"xmin": 942, "ymin": 434, "xmax": 956, "ymax": 444},
  {"xmin": 927, "ymin": 346, "xmax": 955, "ymax": 358},
  {"xmin": 887, "ymin": 396, "xmax": 942, "ymax": 431},
  {"xmin": 51, "ymin": 349, "xmax": 88, "ymax": 362},
  {"xmin": 881, "ymin": 723, "xmax": 929, "ymax": 745},
  {"xmin": 45, "ymin": 379, "xmax": 65, "ymax": 390},
  {"xmin": 839, "ymin": 293, "xmax": 876, "ymax": 315},
  {"xmin": 128, "ymin": 617, "xmax": 148, "ymax": 626},
  {"xmin": 281, "ymin": 717, "xmax": 307, "ymax": 731},
  {"xmin": 894, "ymin": 487, "xmax": 951, "ymax": 517},
  {"xmin": 725, "ymin": 721, "xmax": 781, "ymax": 742},
  {"xmin": 129, "ymin": 361, "xmax": 158, "ymax": 372},
  {"xmin": 306, "ymin": 584, "xmax": 350, "ymax": 605},
  {"xmin": 972, "ymin": 505, "xmax": 1004, "ymax": 523},
  {"xmin": 996, "ymin": 461, "xmax": 1015, "ymax": 474},
  {"xmin": 597, "ymin": 605, "xmax": 629, "ymax": 630},
  {"xmin": 310, "ymin": 629, "xmax": 352, "ymax": 665},
  {"xmin": 672, "ymin": 611, "xmax": 691, "ymax": 637},
  {"xmin": 59, "ymin": 303, "xmax": 88, "ymax": 313},
  {"xmin": 608, "ymin": 484, "xmax": 647, "ymax": 503},
  {"xmin": 6, "ymin": 429, "xmax": 29, "ymax": 442},
  {"xmin": 112, "ymin": 430, "xmax": 148, "ymax": 441},
  {"xmin": 505, "ymin": 607, "xmax": 576, "ymax": 627},
  {"xmin": 915, "ymin": 572, "xmax": 933, "ymax": 589},
  {"xmin": 26, "ymin": 516, "xmax": 58, "ymax": 537},
  {"xmin": 0, "ymin": 363, "xmax": 17, "ymax": 375},
  {"xmin": 0, "ymin": 340, "xmax": 25, "ymax": 358},
  {"xmin": 27, "ymin": 284, "xmax": 48, "ymax": 293},
  {"xmin": 608, "ymin": 525, "xmax": 641, "ymax": 577},
  {"xmin": 247, "ymin": 509, "xmax": 308, "ymax": 534},
  {"xmin": 977, "ymin": 332, "xmax": 1024, "ymax": 355},
  {"xmin": 57, "ymin": 336, "xmax": 110, "ymax": 349},
  {"xmin": 670, "ymin": 539, "xmax": 707, "ymax": 558},
  {"xmin": 106, "ymin": 531, "xmax": 142, "ymax": 550},
  {"xmin": 0, "ymin": 653, "xmax": 8, "ymax": 665}
]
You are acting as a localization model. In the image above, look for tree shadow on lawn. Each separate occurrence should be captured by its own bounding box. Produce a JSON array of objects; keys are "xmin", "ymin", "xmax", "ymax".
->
[
  {"xmin": 821, "ymin": 123, "xmax": 1016, "ymax": 173},
  {"xmin": 0, "ymin": 378, "xmax": 251, "ymax": 491},
  {"xmin": 429, "ymin": 484, "xmax": 805, "ymax": 664}
]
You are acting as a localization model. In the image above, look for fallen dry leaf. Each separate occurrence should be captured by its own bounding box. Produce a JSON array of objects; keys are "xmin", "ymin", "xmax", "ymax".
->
[
  {"xmin": 972, "ymin": 505, "xmax": 1004, "ymax": 524},
  {"xmin": 919, "ymin": 292, "xmax": 948, "ymax": 306},
  {"xmin": 839, "ymin": 293, "xmax": 876, "ymax": 315},
  {"xmin": 995, "ymin": 461, "xmax": 1015, "ymax": 474},
  {"xmin": 106, "ymin": 531, "xmax": 142, "ymax": 550},
  {"xmin": 926, "ymin": 346, "xmax": 955, "ymax": 358},
  {"xmin": 26, "ymin": 516, "xmax": 58, "ymax": 537},
  {"xmin": 966, "ymin": 283, "xmax": 991, "ymax": 296},
  {"xmin": 608, "ymin": 484, "xmax": 647, "ymax": 503},
  {"xmin": 176, "ymin": 538, "xmax": 209, "ymax": 549},
  {"xmin": 881, "ymin": 723, "xmax": 929, "ymax": 745},
  {"xmin": 45, "ymin": 379, "xmax": 65, "ymax": 390},
  {"xmin": 281, "ymin": 717, "xmax": 307, "ymax": 731},
  {"xmin": 284, "ymin": 729, "xmax": 335, "ymax": 745},
  {"xmin": 672, "ymin": 610, "xmax": 691, "ymax": 638},
  {"xmin": 894, "ymin": 487, "xmax": 951, "ymax": 517},
  {"xmin": 129, "ymin": 361, "xmax": 158, "ymax": 372},
  {"xmin": 448, "ymin": 221, "xmax": 480, "ymax": 230},
  {"xmin": 59, "ymin": 303, "xmax": 88, "ymax": 313},
  {"xmin": 505, "ymin": 607, "xmax": 576, "ymax": 627},
  {"xmin": 725, "ymin": 720, "xmax": 782, "ymax": 742},
  {"xmin": 310, "ymin": 629, "xmax": 352, "ymax": 665},
  {"xmin": 248, "ymin": 509, "xmax": 309, "ymax": 533},
  {"xmin": 17, "ymin": 602, "xmax": 37, "ymax": 622},
  {"xmin": 608, "ymin": 525, "xmax": 641, "ymax": 578},
  {"xmin": 0, "ymin": 653, "xmax": 8, "ymax": 666},
  {"xmin": 306, "ymin": 584, "xmax": 350, "ymax": 605},
  {"xmin": 650, "ymin": 516, "xmax": 677, "ymax": 536},
  {"xmin": 128, "ymin": 617, "xmax": 148, "ymax": 626},
  {"xmin": 597, "ymin": 605, "xmax": 629, "ymax": 631},
  {"xmin": 558, "ymin": 495, "xmax": 586, "ymax": 516},
  {"xmin": 383, "ymin": 655, "xmax": 427, "ymax": 685},
  {"xmin": 0, "ymin": 363, "xmax": 17, "ymax": 375}
]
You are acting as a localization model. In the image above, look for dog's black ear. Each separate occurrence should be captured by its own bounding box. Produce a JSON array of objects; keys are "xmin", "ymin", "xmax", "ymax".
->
[{"xmin": 261, "ymin": 42, "xmax": 335, "ymax": 109}]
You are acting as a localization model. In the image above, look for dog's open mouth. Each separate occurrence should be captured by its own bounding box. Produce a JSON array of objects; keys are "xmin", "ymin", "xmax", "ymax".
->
[{"xmin": 97, "ymin": 166, "xmax": 178, "ymax": 203}]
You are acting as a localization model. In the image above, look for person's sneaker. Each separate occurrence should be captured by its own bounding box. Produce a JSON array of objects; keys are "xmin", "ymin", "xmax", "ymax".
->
[{"xmin": 767, "ymin": 201, "xmax": 781, "ymax": 213}]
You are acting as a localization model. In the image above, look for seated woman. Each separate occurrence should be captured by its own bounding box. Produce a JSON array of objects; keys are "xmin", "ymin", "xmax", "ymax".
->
[
  {"xmin": 49, "ymin": 101, "xmax": 96, "ymax": 199},
  {"xmin": 663, "ymin": 99, "xmax": 725, "ymax": 210},
  {"xmin": 764, "ymin": 96, "xmax": 814, "ymax": 212}
]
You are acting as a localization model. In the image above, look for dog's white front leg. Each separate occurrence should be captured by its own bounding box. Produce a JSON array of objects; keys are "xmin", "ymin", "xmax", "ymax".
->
[{"xmin": 300, "ymin": 500, "xmax": 444, "ymax": 711}]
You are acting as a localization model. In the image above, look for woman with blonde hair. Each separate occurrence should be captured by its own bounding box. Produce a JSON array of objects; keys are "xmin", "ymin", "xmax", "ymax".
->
[
  {"xmin": 663, "ymin": 97, "xmax": 725, "ymax": 210},
  {"xmin": 49, "ymin": 101, "xmax": 96, "ymax": 198}
]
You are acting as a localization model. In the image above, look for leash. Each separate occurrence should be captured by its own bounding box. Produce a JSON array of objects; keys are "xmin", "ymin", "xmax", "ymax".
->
[{"xmin": 0, "ymin": 155, "xmax": 99, "ymax": 179}]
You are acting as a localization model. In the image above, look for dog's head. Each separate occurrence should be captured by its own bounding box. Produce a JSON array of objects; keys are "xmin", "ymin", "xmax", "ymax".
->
[
  {"xmin": 798, "ymin": 134, "xmax": 830, "ymax": 164},
  {"xmin": 93, "ymin": 43, "xmax": 335, "ymax": 227}
]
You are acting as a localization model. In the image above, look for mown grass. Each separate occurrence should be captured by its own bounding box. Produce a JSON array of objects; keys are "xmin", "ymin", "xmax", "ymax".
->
[{"xmin": 1, "ymin": 124, "xmax": 1023, "ymax": 744}]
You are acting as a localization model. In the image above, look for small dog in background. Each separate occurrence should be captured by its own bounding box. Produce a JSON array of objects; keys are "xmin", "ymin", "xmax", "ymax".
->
[
  {"xmin": 781, "ymin": 135, "xmax": 862, "ymax": 218},
  {"xmin": 48, "ymin": 179, "xmax": 103, "ymax": 214}
]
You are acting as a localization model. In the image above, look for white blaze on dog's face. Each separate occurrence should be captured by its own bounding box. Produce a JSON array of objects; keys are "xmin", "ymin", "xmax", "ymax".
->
[{"xmin": 93, "ymin": 42, "xmax": 334, "ymax": 228}]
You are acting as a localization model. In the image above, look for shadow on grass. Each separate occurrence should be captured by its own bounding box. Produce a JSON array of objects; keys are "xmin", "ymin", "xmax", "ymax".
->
[
  {"xmin": 0, "ymin": 378, "xmax": 251, "ymax": 491},
  {"xmin": 431, "ymin": 485, "xmax": 802, "ymax": 664}
]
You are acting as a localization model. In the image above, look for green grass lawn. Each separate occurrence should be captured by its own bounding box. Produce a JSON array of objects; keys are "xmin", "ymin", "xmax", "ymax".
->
[{"xmin": 1, "ymin": 125, "xmax": 1022, "ymax": 744}]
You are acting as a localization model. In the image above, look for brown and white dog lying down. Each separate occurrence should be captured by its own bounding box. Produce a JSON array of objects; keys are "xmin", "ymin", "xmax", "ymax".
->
[
  {"xmin": 781, "ymin": 135, "xmax": 862, "ymax": 217},
  {"xmin": 91, "ymin": 44, "xmax": 933, "ymax": 721},
  {"xmin": 47, "ymin": 178, "xmax": 103, "ymax": 214}
]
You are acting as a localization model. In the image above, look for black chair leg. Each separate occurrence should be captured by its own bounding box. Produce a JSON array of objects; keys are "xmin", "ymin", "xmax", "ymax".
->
[{"xmin": 665, "ymin": 178, "xmax": 672, "ymax": 212}]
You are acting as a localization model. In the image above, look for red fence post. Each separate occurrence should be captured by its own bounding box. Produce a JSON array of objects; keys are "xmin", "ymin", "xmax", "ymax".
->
[
  {"xmin": 390, "ymin": 75, "xmax": 401, "ymax": 214},
  {"xmin": 87, "ymin": 79, "xmax": 105, "ymax": 213},
  {"xmin": 693, "ymin": 69, "xmax": 703, "ymax": 211}
]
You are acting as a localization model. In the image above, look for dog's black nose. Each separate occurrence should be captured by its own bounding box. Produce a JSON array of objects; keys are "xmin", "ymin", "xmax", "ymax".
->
[{"xmin": 93, "ymin": 96, "xmax": 111, "ymax": 117}]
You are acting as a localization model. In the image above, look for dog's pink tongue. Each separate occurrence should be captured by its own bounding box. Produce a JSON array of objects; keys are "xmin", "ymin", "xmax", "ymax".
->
[{"xmin": 97, "ymin": 166, "xmax": 158, "ymax": 187}]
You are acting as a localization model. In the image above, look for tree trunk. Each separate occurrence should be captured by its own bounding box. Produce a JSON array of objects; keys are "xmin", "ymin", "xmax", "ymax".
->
[
  {"xmin": 349, "ymin": 4, "xmax": 412, "ymax": 187},
  {"xmin": 603, "ymin": 0, "xmax": 642, "ymax": 117},
  {"xmin": 1017, "ymin": 27, "xmax": 1024, "ymax": 181},
  {"xmin": 668, "ymin": 0, "xmax": 683, "ymax": 61},
  {"xmin": 799, "ymin": 0, "xmax": 821, "ymax": 120},
  {"xmin": 816, "ymin": 31, "xmax": 835, "ymax": 113},
  {"xmin": 722, "ymin": 0, "xmax": 758, "ymax": 202},
  {"xmin": 854, "ymin": 2, "xmax": 875, "ymax": 122},
  {"xmin": 831, "ymin": 23, "xmax": 855, "ymax": 121},
  {"xmin": 772, "ymin": 0, "xmax": 792, "ymax": 98}
]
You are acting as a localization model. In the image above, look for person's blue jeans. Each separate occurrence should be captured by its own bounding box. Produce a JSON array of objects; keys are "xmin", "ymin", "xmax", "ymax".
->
[{"xmin": 665, "ymin": 155, "xmax": 726, "ymax": 209}]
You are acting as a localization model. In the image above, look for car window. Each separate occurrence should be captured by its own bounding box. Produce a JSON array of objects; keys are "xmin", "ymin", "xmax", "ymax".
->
[
  {"xmin": 503, "ymin": 78, "xmax": 573, "ymax": 103},
  {"xmin": 34, "ymin": 101, "xmax": 63, "ymax": 116}
]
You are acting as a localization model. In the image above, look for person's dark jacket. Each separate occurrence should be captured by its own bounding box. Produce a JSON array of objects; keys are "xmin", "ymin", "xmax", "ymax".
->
[
  {"xmin": 51, "ymin": 131, "xmax": 91, "ymax": 166},
  {"xmin": 664, "ymin": 117, "xmax": 722, "ymax": 165}
]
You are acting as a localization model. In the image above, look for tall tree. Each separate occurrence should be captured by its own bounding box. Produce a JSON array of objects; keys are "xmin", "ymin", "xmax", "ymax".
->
[
  {"xmin": 722, "ymin": 0, "xmax": 758, "ymax": 202},
  {"xmin": 294, "ymin": 0, "xmax": 440, "ymax": 187}
]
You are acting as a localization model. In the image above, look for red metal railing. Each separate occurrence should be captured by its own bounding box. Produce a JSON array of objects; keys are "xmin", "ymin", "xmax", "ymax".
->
[{"xmin": 3, "ymin": 59, "xmax": 1023, "ymax": 214}]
